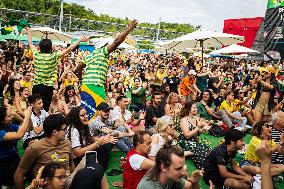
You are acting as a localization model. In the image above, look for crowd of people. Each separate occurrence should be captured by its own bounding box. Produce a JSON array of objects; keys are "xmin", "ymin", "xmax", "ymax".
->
[{"xmin": 0, "ymin": 20, "xmax": 284, "ymax": 189}]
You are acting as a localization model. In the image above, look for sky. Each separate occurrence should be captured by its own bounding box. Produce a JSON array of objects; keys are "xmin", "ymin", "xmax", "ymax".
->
[{"xmin": 65, "ymin": 0, "xmax": 268, "ymax": 31}]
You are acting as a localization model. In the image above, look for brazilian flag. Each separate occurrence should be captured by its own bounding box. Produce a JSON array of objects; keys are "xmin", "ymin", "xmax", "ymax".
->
[{"xmin": 1, "ymin": 18, "xmax": 30, "ymax": 35}]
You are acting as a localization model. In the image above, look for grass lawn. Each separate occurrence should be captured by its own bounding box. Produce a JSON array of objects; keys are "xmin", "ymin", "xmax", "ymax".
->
[{"xmin": 104, "ymin": 132, "xmax": 284, "ymax": 189}]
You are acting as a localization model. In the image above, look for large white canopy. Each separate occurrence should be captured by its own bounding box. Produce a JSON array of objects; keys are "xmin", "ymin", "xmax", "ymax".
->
[
  {"xmin": 22, "ymin": 27, "xmax": 73, "ymax": 41},
  {"xmin": 210, "ymin": 44, "xmax": 260, "ymax": 54},
  {"xmin": 160, "ymin": 29, "xmax": 245, "ymax": 51}
]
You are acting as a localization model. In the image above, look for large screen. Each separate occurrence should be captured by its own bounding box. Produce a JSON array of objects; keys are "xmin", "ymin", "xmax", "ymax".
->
[{"xmin": 264, "ymin": 0, "xmax": 284, "ymax": 60}]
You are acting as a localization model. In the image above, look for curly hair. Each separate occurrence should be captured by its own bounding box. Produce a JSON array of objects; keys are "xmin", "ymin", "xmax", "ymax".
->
[
  {"xmin": 66, "ymin": 106, "xmax": 92, "ymax": 145},
  {"xmin": 166, "ymin": 92, "xmax": 180, "ymax": 104}
]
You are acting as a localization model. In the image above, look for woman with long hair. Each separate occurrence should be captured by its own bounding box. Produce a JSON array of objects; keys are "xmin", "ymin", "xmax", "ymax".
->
[
  {"xmin": 65, "ymin": 106, "xmax": 116, "ymax": 169},
  {"xmin": 196, "ymin": 89, "xmax": 218, "ymax": 121},
  {"xmin": 14, "ymin": 87, "xmax": 29, "ymax": 118},
  {"xmin": 63, "ymin": 85, "xmax": 80, "ymax": 109},
  {"xmin": 253, "ymin": 68, "xmax": 278, "ymax": 124},
  {"xmin": 177, "ymin": 101, "xmax": 211, "ymax": 169},
  {"xmin": 0, "ymin": 106, "xmax": 31, "ymax": 188},
  {"xmin": 49, "ymin": 89, "xmax": 69, "ymax": 116},
  {"xmin": 3, "ymin": 78, "xmax": 21, "ymax": 109},
  {"xmin": 241, "ymin": 121, "xmax": 284, "ymax": 176},
  {"xmin": 164, "ymin": 92, "xmax": 182, "ymax": 116}
]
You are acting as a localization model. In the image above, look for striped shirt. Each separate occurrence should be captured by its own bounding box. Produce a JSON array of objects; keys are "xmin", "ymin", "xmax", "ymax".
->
[
  {"xmin": 271, "ymin": 128, "xmax": 284, "ymax": 164},
  {"xmin": 82, "ymin": 47, "xmax": 109, "ymax": 86},
  {"xmin": 33, "ymin": 50, "xmax": 60, "ymax": 86}
]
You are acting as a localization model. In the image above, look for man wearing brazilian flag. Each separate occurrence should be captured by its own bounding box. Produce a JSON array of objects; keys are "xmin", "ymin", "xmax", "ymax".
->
[{"xmin": 79, "ymin": 20, "xmax": 138, "ymax": 121}]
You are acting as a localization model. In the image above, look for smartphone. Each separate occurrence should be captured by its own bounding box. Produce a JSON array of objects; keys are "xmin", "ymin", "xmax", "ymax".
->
[{"xmin": 85, "ymin": 151, "xmax": 97, "ymax": 167}]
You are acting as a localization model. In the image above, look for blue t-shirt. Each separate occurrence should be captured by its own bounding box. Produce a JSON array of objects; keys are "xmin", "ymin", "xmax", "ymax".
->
[{"xmin": 0, "ymin": 124, "xmax": 19, "ymax": 159}]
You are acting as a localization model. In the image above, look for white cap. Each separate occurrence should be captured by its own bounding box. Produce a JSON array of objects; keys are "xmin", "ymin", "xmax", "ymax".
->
[{"xmin": 188, "ymin": 70, "xmax": 197, "ymax": 76}]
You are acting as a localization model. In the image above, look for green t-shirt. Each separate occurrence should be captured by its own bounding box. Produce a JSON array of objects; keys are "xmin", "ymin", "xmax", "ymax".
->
[
  {"xmin": 131, "ymin": 87, "xmax": 147, "ymax": 104},
  {"xmin": 33, "ymin": 50, "xmax": 60, "ymax": 86},
  {"xmin": 82, "ymin": 47, "xmax": 109, "ymax": 86},
  {"xmin": 196, "ymin": 102, "xmax": 215, "ymax": 120},
  {"xmin": 137, "ymin": 171, "xmax": 185, "ymax": 189}
]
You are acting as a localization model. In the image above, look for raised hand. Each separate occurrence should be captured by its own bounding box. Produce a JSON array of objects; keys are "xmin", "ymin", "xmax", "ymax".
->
[
  {"xmin": 255, "ymin": 140, "xmax": 272, "ymax": 163},
  {"xmin": 24, "ymin": 106, "xmax": 33, "ymax": 118},
  {"xmin": 188, "ymin": 168, "xmax": 204, "ymax": 183},
  {"xmin": 79, "ymin": 36, "xmax": 89, "ymax": 42}
]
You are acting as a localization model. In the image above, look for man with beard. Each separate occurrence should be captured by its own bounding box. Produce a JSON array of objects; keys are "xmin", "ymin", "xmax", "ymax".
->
[
  {"xmin": 14, "ymin": 114, "xmax": 74, "ymax": 189},
  {"xmin": 137, "ymin": 144, "xmax": 203, "ymax": 189},
  {"xmin": 145, "ymin": 91, "xmax": 162, "ymax": 134},
  {"xmin": 89, "ymin": 102, "xmax": 134, "ymax": 153}
]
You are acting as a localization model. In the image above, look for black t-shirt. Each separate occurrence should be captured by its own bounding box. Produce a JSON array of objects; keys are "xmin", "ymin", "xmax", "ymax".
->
[
  {"xmin": 214, "ymin": 96, "xmax": 224, "ymax": 108},
  {"xmin": 208, "ymin": 77, "xmax": 219, "ymax": 94},
  {"xmin": 164, "ymin": 77, "xmax": 180, "ymax": 93},
  {"xmin": 145, "ymin": 105, "xmax": 161, "ymax": 128},
  {"xmin": 204, "ymin": 144, "xmax": 236, "ymax": 178}
]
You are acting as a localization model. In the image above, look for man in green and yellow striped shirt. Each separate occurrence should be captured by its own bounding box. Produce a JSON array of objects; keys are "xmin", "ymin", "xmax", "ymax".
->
[
  {"xmin": 27, "ymin": 28, "xmax": 88, "ymax": 111},
  {"xmin": 79, "ymin": 20, "xmax": 138, "ymax": 121}
]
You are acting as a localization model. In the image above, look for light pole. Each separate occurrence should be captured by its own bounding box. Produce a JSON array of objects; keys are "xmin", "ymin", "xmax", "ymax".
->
[
  {"xmin": 65, "ymin": 11, "xmax": 72, "ymax": 31},
  {"xmin": 59, "ymin": 0, "xmax": 64, "ymax": 31}
]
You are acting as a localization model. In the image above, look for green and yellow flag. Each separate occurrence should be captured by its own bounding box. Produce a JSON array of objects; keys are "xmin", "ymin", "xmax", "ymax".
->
[{"xmin": 1, "ymin": 18, "xmax": 30, "ymax": 35}]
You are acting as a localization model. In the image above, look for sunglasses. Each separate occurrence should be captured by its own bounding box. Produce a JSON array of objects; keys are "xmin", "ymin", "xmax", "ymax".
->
[{"xmin": 68, "ymin": 90, "xmax": 74, "ymax": 95}]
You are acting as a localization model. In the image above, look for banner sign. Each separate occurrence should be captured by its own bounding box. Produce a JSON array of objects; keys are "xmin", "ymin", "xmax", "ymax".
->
[{"xmin": 264, "ymin": 0, "xmax": 284, "ymax": 60}]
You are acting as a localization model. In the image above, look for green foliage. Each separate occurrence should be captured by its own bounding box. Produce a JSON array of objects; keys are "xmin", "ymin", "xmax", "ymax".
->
[{"xmin": 0, "ymin": 0, "xmax": 198, "ymax": 39}]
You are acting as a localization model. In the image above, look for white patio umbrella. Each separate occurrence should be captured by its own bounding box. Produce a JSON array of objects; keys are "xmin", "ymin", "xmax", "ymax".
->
[
  {"xmin": 91, "ymin": 37, "xmax": 135, "ymax": 49},
  {"xmin": 161, "ymin": 29, "xmax": 245, "ymax": 64},
  {"xmin": 210, "ymin": 44, "xmax": 260, "ymax": 55},
  {"xmin": 22, "ymin": 27, "xmax": 73, "ymax": 41}
]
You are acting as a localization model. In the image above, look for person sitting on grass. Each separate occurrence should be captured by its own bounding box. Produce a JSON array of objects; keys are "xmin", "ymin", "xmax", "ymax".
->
[
  {"xmin": 241, "ymin": 121, "xmax": 284, "ymax": 176},
  {"xmin": 123, "ymin": 131, "xmax": 155, "ymax": 189},
  {"xmin": 137, "ymin": 144, "xmax": 204, "ymax": 189},
  {"xmin": 149, "ymin": 115, "xmax": 192, "ymax": 161},
  {"xmin": 203, "ymin": 128, "xmax": 253, "ymax": 189}
]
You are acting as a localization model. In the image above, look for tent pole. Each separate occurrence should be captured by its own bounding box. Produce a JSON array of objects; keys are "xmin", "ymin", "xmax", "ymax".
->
[{"xmin": 201, "ymin": 40, "xmax": 204, "ymax": 66}]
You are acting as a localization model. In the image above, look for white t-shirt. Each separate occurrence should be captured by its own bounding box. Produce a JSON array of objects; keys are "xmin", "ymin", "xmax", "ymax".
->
[
  {"xmin": 23, "ymin": 110, "xmax": 48, "ymax": 141},
  {"xmin": 67, "ymin": 127, "xmax": 87, "ymax": 149},
  {"xmin": 129, "ymin": 154, "xmax": 146, "ymax": 170},
  {"xmin": 110, "ymin": 106, "xmax": 132, "ymax": 122}
]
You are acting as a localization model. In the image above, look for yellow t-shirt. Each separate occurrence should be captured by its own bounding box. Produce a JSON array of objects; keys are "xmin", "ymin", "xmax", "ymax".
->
[
  {"xmin": 219, "ymin": 100, "xmax": 234, "ymax": 113},
  {"xmin": 63, "ymin": 78, "xmax": 77, "ymax": 87},
  {"xmin": 20, "ymin": 80, "xmax": 31, "ymax": 88},
  {"xmin": 244, "ymin": 136, "xmax": 276, "ymax": 163}
]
